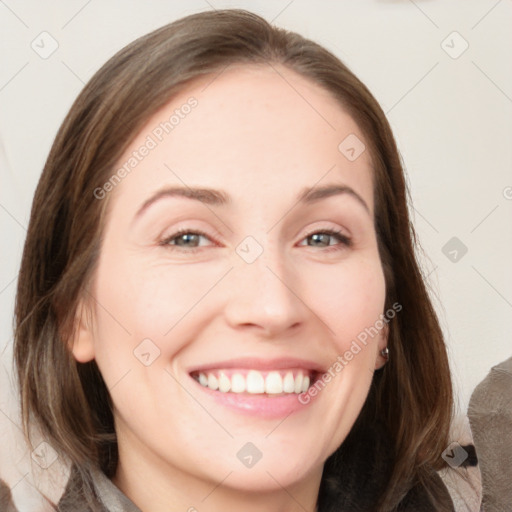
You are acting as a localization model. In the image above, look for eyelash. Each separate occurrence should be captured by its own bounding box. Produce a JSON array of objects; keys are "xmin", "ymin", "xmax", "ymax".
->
[{"xmin": 159, "ymin": 227, "xmax": 352, "ymax": 254}]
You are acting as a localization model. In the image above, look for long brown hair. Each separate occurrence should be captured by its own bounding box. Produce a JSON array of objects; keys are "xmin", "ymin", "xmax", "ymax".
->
[{"xmin": 14, "ymin": 9, "xmax": 453, "ymax": 510}]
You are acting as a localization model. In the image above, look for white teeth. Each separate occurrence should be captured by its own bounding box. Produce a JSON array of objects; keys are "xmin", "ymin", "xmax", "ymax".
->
[
  {"xmin": 294, "ymin": 373, "xmax": 303, "ymax": 394},
  {"xmin": 218, "ymin": 372, "xmax": 231, "ymax": 393},
  {"xmin": 199, "ymin": 373, "xmax": 208, "ymax": 387},
  {"xmin": 265, "ymin": 372, "xmax": 283, "ymax": 394},
  {"xmin": 246, "ymin": 370, "xmax": 265, "ymax": 394},
  {"xmin": 207, "ymin": 373, "xmax": 218, "ymax": 391},
  {"xmin": 283, "ymin": 372, "xmax": 295, "ymax": 393},
  {"xmin": 231, "ymin": 373, "xmax": 246, "ymax": 393},
  {"xmin": 196, "ymin": 369, "xmax": 313, "ymax": 395}
]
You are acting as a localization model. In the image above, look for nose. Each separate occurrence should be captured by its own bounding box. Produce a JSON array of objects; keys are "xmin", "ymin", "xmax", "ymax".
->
[{"xmin": 223, "ymin": 246, "xmax": 307, "ymax": 338}]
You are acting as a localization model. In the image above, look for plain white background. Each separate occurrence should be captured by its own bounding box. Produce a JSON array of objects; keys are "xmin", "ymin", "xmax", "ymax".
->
[{"xmin": 1, "ymin": 1, "xmax": 511, "ymax": 509}]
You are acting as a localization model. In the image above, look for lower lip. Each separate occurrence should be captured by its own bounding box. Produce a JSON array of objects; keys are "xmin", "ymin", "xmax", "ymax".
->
[{"xmin": 190, "ymin": 376, "xmax": 317, "ymax": 418}]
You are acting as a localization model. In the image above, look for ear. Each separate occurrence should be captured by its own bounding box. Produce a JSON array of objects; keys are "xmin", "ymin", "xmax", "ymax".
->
[
  {"xmin": 68, "ymin": 298, "xmax": 95, "ymax": 363},
  {"xmin": 374, "ymin": 322, "xmax": 389, "ymax": 370}
]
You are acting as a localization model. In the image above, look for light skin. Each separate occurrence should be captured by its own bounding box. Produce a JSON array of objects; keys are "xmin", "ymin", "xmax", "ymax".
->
[{"xmin": 71, "ymin": 64, "xmax": 389, "ymax": 512}]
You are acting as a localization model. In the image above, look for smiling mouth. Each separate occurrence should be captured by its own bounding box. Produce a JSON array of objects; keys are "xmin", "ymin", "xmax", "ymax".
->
[{"xmin": 190, "ymin": 368, "xmax": 317, "ymax": 396}]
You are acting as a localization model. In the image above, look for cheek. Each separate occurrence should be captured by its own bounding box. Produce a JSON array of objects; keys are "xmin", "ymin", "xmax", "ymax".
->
[
  {"xmin": 91, "ymin": 252, "xmax": 223, "ymax": 361},
  {"xmin": 301, "ymin": 255, "xmax": 386, "ymax": 345},
  {"xmin": 125, "ymin": 261, "xmax": 225, "ymax": 336}
]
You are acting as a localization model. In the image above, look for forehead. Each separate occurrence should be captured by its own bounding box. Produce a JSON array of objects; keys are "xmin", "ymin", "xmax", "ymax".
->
[{"xmin": 107, "ymin": 63, "xmax": 374, "ymax": 216}]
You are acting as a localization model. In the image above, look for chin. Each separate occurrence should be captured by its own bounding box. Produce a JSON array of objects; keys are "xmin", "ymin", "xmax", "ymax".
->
[{"xmin": 219, "ymin": 458, "xmax": 320, "ymax": 492}]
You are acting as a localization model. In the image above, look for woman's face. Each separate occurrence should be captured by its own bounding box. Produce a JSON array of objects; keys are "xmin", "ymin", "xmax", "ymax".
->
[{"xmin": 74, "ymin": 65, "xmax": 388, "ymax": 499}]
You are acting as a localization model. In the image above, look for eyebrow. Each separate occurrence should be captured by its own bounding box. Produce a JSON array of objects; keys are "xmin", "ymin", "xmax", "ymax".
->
[{"xmin": 134, "ymin": 183, "xmax": 370, "ymax": 220}]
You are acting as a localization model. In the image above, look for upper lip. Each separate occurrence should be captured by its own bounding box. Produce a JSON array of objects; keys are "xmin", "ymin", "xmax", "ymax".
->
[{"xmin": 187, "ymin": 357, "xmax": 325, "ymax": 374}]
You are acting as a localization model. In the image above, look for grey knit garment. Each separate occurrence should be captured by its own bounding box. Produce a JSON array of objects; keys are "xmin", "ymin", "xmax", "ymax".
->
[
  {"xmin": 57, "ymin": 466, "xmax": 141, "ymax": 512},
  {"xmin": 90, "ymin": 468, "xmax": 141, "ymax": 512},
  {"xmin": 468, "ymin": 355, "xmax": 512, "ymax": 512}
]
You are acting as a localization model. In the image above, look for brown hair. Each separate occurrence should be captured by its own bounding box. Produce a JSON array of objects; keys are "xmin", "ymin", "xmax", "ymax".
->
[{"xmin": 14, "ymin": 9, "xmax": 454, "ymax": 510}]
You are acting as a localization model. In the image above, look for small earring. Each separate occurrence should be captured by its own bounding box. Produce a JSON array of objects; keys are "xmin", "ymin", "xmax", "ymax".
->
[{"xmin": 380, "ymin": 347, "xmax": 389, "ymax": 359}]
